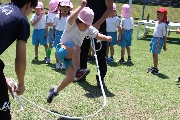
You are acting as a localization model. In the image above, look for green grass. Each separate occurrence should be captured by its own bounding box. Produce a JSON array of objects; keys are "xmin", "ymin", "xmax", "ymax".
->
[{"xmin": 1, "ymin": 0, "xmax": 180, "ymax": 120}]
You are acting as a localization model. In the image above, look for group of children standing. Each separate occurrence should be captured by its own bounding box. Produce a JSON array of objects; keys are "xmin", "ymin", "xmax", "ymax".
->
[
  {"xmin": 28, "ymin": 0, "xmax": 173, "ymax": 103},
  {"xmin": 30, "ymin": 0, "xmax": 73, "ymax": 69},
  {"xmin": 30, "ymin": 0, "xmax": 170, "ymax": 76}
]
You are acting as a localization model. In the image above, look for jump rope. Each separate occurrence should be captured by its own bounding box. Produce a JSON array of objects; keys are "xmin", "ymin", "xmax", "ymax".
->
[{"xmin": 7, "ymin": 37, "xmax": 107, "ymax": 119}]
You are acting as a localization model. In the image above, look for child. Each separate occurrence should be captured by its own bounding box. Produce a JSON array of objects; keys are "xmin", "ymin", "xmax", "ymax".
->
[
  {"xmin": 53, "ymin": 0, "xmax": 71, "ymax": 69},
  {"xmin": 148, "ymin": 7, "xmax": 168, "ymax": 74},
  {"xmin": 47, "ymin": 0, "xmax": 112, "ymax": 103},
  {"xmin": 118, "ymin": 4, "xmax": 134, "ymax": 64},
  {"xmin": 30, "ymin": 2, "xmax": 48, "ymax": 61},
  {"xmin": 106, "ymin": 3, "xmax": 121, "ymax": 63},
  {"xmin": 45, "ymin": 0, "xmax": 60, "ymax": 63}
]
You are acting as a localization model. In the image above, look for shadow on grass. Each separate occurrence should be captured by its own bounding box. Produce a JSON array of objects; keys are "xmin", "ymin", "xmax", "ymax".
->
[
  {"xmin": 107, "ymin": 62, "xmax": 119, "ymax": 67},
  {"xmin": 31, "ymin": 60, "xmax": 46, "ymax": 65},
  {"xmin": 118, "ymin": 61, "xmax": 135, "ymax": 67},
  {"xmin": 77, "ymin": 81, "xmax": 115, "ymax": 98},
  {"xmin": 153, "ymin": 73, "xmax": 169, "ymax": 79},
  {"xmin": 49, "ymin": 110, "xmax": 80, "ymax": 120},
  {"xmin": 46, "ymin": 63, "xmax": 66, "ymax": 75}
]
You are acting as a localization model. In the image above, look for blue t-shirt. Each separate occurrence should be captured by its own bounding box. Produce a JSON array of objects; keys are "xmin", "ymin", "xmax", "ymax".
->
[{"xmin": 0, "ymin": 3, "xmax": 30, "ymax": 55}]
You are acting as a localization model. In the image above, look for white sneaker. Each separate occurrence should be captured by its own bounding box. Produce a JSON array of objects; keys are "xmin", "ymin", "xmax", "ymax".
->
[{"xmin": 56, "ymin": 63, "xmax": 60, "ymax": 69}]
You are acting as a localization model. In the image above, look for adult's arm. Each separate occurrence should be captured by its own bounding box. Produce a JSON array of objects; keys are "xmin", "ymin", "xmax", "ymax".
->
[
  {"xmin": 93, "ymin": 0, "xmax": 113, "ymax": 30},
  {"xmin": 15, "ymin": 40, "xmax": 26, "ymax": 95}
]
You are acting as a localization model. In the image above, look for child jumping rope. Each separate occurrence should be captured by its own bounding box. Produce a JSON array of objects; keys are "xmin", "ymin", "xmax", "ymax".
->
[
  {"xmin": 148, "ymin": 7, "xmax": 168, "ymax": 74},
  {"xmin": 46, "ymin": 0, "xmax": 59, "ymax": 63},
  {"xmin": 118, "ymin": 4, "xmax": 134, "ymax": 64},
  {"xmin": 106, "ymin": 3, "xmax": 121, "ymax": 63},
  {"xmin": 30, "ymin": 2, "xmax": 48, "ymax": 61},
  {"xmin": 47, "ymin": 0, "xmax": 112, "ymax": 103},
  {"xmin": 53, "ymin": 0, "xmax": 71, "ymax": 69}
]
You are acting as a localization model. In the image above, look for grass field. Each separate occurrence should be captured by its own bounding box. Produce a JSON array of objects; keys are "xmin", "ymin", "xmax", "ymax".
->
[{"xmin": 1, "ymin": 0, "xmax": 180, "ymax": 120}]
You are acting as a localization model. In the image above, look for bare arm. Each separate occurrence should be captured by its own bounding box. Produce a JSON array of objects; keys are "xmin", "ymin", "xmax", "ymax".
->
[
  {"xmin": 95, "ymin": 33, "xmax": 112, "ymax": 42},
  {"xmin": 68, "ymin": 0, "xmax": 87, "ymax": 25},
  {"xmin": 15, "ymin": 40, "xmax": 26, "ymax": 95},
  {"xmin": 163, "ymin": 36, "xmax": 167, "ymax": 51},
  {"xmin": 31, "ymin": 14, "xmax": 42, "ymax": 26},
  {"xmin": 93, "ymin": 0, "xmax": 113, "ymax": 30}
]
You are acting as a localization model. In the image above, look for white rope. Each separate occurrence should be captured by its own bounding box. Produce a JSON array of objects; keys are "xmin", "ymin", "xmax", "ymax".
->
[{"xmin": 8, "ymin": 38, "xmax": 107, "ymax": 119}]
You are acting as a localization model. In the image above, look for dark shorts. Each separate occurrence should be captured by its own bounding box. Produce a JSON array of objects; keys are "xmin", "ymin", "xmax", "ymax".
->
[{"xmin": 0, "ymin": 59, "xmax": 11, "ymax": 120}]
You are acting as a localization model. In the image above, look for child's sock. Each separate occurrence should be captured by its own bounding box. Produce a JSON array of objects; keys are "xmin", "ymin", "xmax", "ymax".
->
[{"xmin": 47, "ymin": 47, "xmax": 52, "ymax": 58}]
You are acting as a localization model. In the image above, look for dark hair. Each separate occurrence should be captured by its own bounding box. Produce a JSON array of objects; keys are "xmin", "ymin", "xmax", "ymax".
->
[
  {"xmin": 75, "ymin": 18, "xmax": 83, "ymax": 24},
  {"xmin": 58, "ymin": 2, "xmax": 70, "ymax": 20},
  {"xmin": 11, "ymin": 0, "xmax": 38, "ymax": 8}
]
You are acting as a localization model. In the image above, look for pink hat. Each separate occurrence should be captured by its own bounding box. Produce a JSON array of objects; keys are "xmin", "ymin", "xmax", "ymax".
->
[
  {"xmin": 113, "ymin": 3, "xmax": 116, "ymax": 10},
  {"xmin": 78, "ymin": 7, "xmax": 94, "ymax": 26},
  {"xmin": 36, "ymin": 2, "xmax": 43, "ymax": 8},
  {"xmin": 60, "ymin": 0, "xmax": 71, "ymax": 7},
  {"xmin": 36, "ymin": 2, "xmax": 45, "ymax": 14},
  {"xmin": 49, "ymin": 0, "xmax": 59, "ymax": 13},
  {"xmin": 121, "ymin": 4, "xmax": 131, "ymax": 18}
]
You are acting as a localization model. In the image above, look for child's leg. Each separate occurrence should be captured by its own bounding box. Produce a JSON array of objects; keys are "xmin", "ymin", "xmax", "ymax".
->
[
  {"xmin": 106, "ymin": 46, "xmax": 109, "ymax": 57},
  {"xmin": 43, "ymin": 44, "xmax": 48, "ymax": 57},
  {"xmin": 126, "ymin": 46, "xmax": 130, "ymax": 57},
  {"xmin": 65, "ymin": 45, "xmax": 80, "ymax": 70},
  {"xmin": 55, "ymin": 53, "xmax": 59, "ymax": 63},
  {"xmin": 153, "ymin": 54, "xmax": 158, "ymax": 68},
  {"xmin": 121, "ymin": 47, "xmax": 125, "ymax": 59},
  {"xmin": 110, "ymin": 45, "xmax": 114, "ymax": 58},
  {"xmin": 56, "ymin": 66, "xmax": 75, "ymax": 92},
  {"xmin": 34, "ymin": 45, "xmax": 39, "ymax": 57}
]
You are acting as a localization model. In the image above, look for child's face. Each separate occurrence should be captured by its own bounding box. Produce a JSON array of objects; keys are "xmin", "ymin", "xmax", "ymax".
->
[
  {"xmin": 60, "ymin": 6, "xmax": 70, "ymax": 15},
  {"xmin": 78, "ymin": 22, "xmax": 90, "ymax": 31},
  {"xmin": 111, "ymin": 10, "xmax": 116, "ymax": 16},
  {"xmin": 35, "ymin": 8, "xmax": 42, "ymax": 15},
  {"xmin": 157, "ymin": 12, "xmax": 164, "ymax": 22}
]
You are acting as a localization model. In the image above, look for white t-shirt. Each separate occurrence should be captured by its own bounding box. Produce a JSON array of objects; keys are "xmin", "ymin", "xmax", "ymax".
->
[
  {"xmin": 53, "ymin": 15, "xmax": 68, "ymax": 31},
  {"xmin": 46, "ymin": 12, "xmax": 57, "ymax": 29},
  {"xmin": 106, "ymin": 16, "xmax": 120, "ymax": 32},
  {"xmin": 30, "ymin": 14, "xmax": 46, "ymax": 29},
  {"xmin": 120, "ymin": 17, "xmax": 134, "ymax": 30},
  {"xmin": 153, "ymin": 22, "xmax": 166, "ymax": 38},
  {"xmin": 60, "ymin": 20, "xmax": 99, "ymax": 46}
]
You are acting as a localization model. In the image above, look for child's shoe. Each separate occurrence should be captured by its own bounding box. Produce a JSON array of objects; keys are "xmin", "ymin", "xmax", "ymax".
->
[
  {"xmin": 151, "ymin": 68, "xmax": 159, "ymax": 74},
  {"xmin": 147, "ymin": 66, "xmax": 154, "ymax": 73},
  {"xmin": 46, "ymin": 58, "xmax": 50, "ymax": 64},
  {"xmin": 118, "ymin": 58, "xmax": 125, "ymax": 64},
  {"xmin": 107, "ymin": 57, "xmax": 114, "ymax": 63},
  {"xmin": 60, "ymin": 64, "xmax": 65, "ymax": 70},
  {"xmin": 87, "ymin": 56, "xmax": 92, "ymax": 62},
  {"xmin": 74, "ymin": 68, "xmax": 90, "ymax": 82},
  {"xmin": 56, "ymin": 63, "xmax": 60, "ymax": 69},
  {"xmin": 33, "ymin": 56, "xmax": 38, "ymax": 61},
  {"xmin": 127, "ymin": 56, "xmax": 132, "ymax": 62},
  {"xmin": 47, "ymin": 86, "xmax": 58, "ymax": 103}
]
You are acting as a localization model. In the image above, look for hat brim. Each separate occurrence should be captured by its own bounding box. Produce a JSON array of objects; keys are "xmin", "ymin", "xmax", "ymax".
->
[
  {"xmin": 49, "ymin": 7, "xmax": 57, "ymax": 12},
  {"xmin": 78, "ymin": 16, "xmax": 91, "ymax": 26}
]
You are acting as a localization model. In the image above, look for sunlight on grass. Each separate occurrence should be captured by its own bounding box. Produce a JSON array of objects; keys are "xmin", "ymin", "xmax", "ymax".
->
[{"xmin": 1, "ymin": 0, "xmax": 180, "ymax": 119}]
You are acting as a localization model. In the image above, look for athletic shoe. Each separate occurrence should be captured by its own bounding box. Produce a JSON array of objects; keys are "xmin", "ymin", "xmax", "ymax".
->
[
  {"xmin": 56, "ymin": 63, "xmax": 60, "ymax": 69},
  {"xmin": 107, "ymin": 57, "xmax": 114, "ymax": 63},
  {"xmin": 33, "ymin": 56, "xmax": 38, "ymax": 61},
  {"xmin": 46, "ymin": 58, "xmax": 50, "ymax": 64},
  {"xmin": 127, "ymin": 57, "xmax": 132, "ymax": 62},
  {"xmin": 118, "ymin": 58, "xmax": 125, "ymax": 64},
  {"xmin": 47, "ymin": 86, "xmax": 58, "ymax": 103},
  {"xmin": 61, "ymin": 64, "xmax": 65, "ymax": 70},
  {"xmin": 74, "ymin": 68, "xmax": 90, "ymax": 82},
  {"xmin": 151, "ymin": 68, "xmax": 159, "ymax": 74}
]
